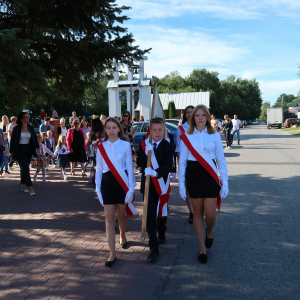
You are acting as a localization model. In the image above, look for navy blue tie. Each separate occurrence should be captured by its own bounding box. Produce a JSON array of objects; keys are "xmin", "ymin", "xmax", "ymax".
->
[{"xmin": 153, "ymin": 143, "xmax": 157, "ymax": 153}]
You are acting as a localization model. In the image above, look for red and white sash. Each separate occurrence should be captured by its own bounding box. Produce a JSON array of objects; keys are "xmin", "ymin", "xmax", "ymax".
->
[
  {"xmin": 141, "ymin": 139, "xmax": 171, "ymax": 217},
  {"xmin": 180, "ymin": 133, "xmax": 222, "ymax": 210},
  {"xmin": 178, "ymin": 125, "xmax": 185, "ymax": 135},
  {"xmin": 97, "ymin": 140, "xmax": 139, "ymax": 219}
]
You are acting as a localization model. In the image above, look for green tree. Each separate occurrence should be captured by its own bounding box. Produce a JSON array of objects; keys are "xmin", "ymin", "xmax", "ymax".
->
[
  {"xmin": 259, "ymin": 102, "xmax": 270, "ymax": 121},
  {"xmin": 166, "ymin": 101, "xmax": 177, "ymax": 119},
  {"xmin": 0, "ymin": 1, "xmax": 150, "ymax": 110}
]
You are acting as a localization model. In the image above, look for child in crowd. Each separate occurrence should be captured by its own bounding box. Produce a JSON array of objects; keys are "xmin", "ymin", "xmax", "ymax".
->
[
  {"xmin": 46, "ymin": 130, "xmax": 56, "ymax": 166},
  {"xmin": 0, "ymin": 132, "xmax": 10, "ymax": 177},
  {"xmin": 54, "ymin": 134, "xmax": 70, "ymax": 180},
  {"xmin": 32, "ymin": 134, "xmax": 56, "ymax": 182},
  {"xmin": 41, "ymin": 132, "xmax": 48, "ymax": 169}
]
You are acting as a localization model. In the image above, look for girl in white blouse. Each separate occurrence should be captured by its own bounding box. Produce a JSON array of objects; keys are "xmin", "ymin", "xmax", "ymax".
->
[
  {"xmin": 96, "ymin": 117, "xmax": 136, "ymax": 267},
  {"xmin": 178, "ymin": 105, "xmax": 229, "ymax": 264},
  {"xmin": 176, "ymin": 105, "xmax": 194, "ymax": 224}
]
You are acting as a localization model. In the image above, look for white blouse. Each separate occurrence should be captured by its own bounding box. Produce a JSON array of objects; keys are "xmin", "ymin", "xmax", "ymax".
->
[
  {"xmin": 38, "ymin": 144, "xmax": 55, "ymax": 156},
  {"xmin": 95, "ymin": 138, "xmax": 136, "ymax": 194},
  {"xmin": 54, "ymin": 145, "xmax": 70, "ymax": 156},
  {"xmin": 176, "ymin": 121, "xmax": 189, "ymax": 153},
  {"xmin": 178, "ymin": 127, "xmax": 229, "ymax": 184},
  {"xmin": 60, "ymin": 126, "xmax": 68, "ymax": 136},
  {"xmin": 19, "ymin": 132, "xmax": 31, "ymax": 144}
]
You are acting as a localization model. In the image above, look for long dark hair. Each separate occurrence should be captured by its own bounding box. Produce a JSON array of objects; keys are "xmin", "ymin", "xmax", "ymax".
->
[
  {"xmin": 91, "ymin": 118, "xmax": 104, "ymax": 133},
  {"xmin": 121, "ymin": 110, "xmax": 132, "ymax": 122},
  {"xmin": 16, "ymin": 112, "xmax": 29, "ymax": 127},
  {"xmin": 104, "ymin": 117, "xmax": 128, "ymax": 142},
  {"xmin": 182, "ymin": 105, "xmax": 194, "ymax": 124}
]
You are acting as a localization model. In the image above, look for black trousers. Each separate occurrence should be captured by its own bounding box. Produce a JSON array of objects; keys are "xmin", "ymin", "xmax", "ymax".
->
[
  {"xmin": 144, "ymin": 191, "xmax": 167, "ymax": 251},
  {"xmin": 223, "ymin": 130, "xmax": 232, "ymax": 147},
  {"xmin": 18, "ymin": 144, "xmax": 33, "ymax": 187}
]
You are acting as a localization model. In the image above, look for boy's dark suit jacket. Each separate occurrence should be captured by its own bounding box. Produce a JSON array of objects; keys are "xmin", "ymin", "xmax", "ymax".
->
[{"xmin": 137, "ymin": 139, "xmax": 175, "ymax": 196}]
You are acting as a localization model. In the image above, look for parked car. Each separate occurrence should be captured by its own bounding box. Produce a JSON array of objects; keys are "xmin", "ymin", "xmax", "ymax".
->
[
  {"xmin": 252, "ymin": 120, "xmax": 259, "ymax": 125},
  {"xmin": 247, "ymin": 120, "xmax": 252, "ymax": 125},
  {"xmin": 284, "ymin": 118, "xmax": 300, "ymax": 128},
  {"xmin": 165, "ymin": 119, "xmax": 180, "ymax": 126},
  {"xmin": 132, "ymin": 121, "xmax": 177, "ymax": 153}
]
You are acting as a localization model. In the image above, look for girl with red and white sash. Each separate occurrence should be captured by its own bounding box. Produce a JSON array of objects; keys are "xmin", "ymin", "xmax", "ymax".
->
[
  {"xmin": 95, "ymin": 117, "xmax": 136, "ymax": 267},
  {"xmin": 178, "ymin": 105, "xmax": 229, "ymax": 264},
  {"xmin": 176, "ymin": 105, "xmax": 194, "ymax": 224}
]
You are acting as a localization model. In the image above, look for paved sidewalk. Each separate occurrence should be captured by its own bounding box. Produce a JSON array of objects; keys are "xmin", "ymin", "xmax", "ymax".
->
[{"xmin": 0, "ymin": 165, "xmax": 189, "ymax": 300}]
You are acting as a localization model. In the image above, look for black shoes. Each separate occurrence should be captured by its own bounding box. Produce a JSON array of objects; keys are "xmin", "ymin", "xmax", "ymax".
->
[
  {"xmin": 188, "ymin": 213, "xmax": 193, "ymax": 224},
  {"xmin": 120, "ymin": 239, "xmax": 128, "ymax": 249},
  {"xmin": 147, "ymin": 249, "xmax": 159, "ymax": 263},
  {"xmin": 157, "ymin": 234, "xmax": 166, "ymax": 245},
  {"xmin": 105, "ymin": 256, "xmax": 116, "ymax": 267},
  {"xmin": 198, "ymin": 252, "xmax": 207, "ymax": 264},
  {"xmin": 205, "ymin": 229, "xmax": 213, "ymax": 248}
]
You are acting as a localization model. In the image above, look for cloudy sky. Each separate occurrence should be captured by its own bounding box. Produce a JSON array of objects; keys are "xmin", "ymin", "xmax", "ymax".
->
[{"xmin": 117, "ymin": 0, "xmax": 300, "ymax": 105}]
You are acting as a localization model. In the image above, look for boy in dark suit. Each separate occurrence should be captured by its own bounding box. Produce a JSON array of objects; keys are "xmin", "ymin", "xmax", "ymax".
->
[{"xmin": 137, "ymin": 118, "xmax": 175, "ymax": 263}]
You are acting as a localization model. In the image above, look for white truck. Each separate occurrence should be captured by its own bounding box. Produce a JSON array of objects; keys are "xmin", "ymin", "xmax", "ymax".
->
[{"xmin": 267, "ymin": 107, "xmax": 283, "ymax": 129}]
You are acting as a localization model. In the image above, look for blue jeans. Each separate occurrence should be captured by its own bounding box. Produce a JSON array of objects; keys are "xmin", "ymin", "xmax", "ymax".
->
[
  {"xmin": 232, "ymin": 129, "xmax": 240, "ymax": 143},
  {"xmin": 1, "ymin": 156, "xmax": 9, "ymax": 172}
]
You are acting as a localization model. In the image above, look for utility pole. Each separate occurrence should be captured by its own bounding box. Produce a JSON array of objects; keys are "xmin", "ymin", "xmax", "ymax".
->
[{"xmin": 281, "ymin": 96, "xmax": 283, "ymax": 107}]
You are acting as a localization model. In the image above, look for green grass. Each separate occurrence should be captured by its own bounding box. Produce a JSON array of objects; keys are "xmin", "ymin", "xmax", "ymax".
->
[
  {"xmin": 280, "ymin": 127, "xmax": 300, "ymax": 131},
  {"xmin": 287, "ymin": 131, "xmax": 300, "ymax": 135}
]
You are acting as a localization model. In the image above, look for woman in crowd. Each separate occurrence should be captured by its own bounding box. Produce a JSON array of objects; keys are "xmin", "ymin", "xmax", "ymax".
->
[
  {"xmin": 178, "ymin": 105, "xmax": 229, "ymax": 264},
  {"xmin": 211, "ymin": 114, "xmax": 219, "ymax": 131},
  {"xmin": 80, "ymin": 118, "xmax": 91, "ymax": 142},
  {"xmin": 57, "ymin": 118, "xmax": 68, "ymax": 136},
  {"xmin": 176, "ymin": 105, "xmax": 194, "ymax": 224},
  {"xmin": 0, "ymin": 128, "xmax": 5, "ymax": 167},
  {"xmin": 0, "ymin": 115, "xmax": 10, "ymax": 134},
  {"xmin": 222, "ymin": 115, "xmax": 233, "ymax": 149},
  {"xmin": 9, "ymin": 112, "xmax": 39, "ymax": 195},
  {"xmin": 139, "ymin": 116, "xmax": 144, "ymax": 122},
  {"xmin": 66, "ymin": 119, "xmax": 87, "ymax": 177},
  {"xmin": 100, "ymin": 115, "xmax": 107, "ymax": 125},
  {"xmin": 8, "ymin": 116, "xmax": 17, "ymax": 140},
  {"xmin": 120, "ymin": 110, "xmax": 135, "ymax": 157},
  {"xmin": 96, "ymin": 117, "xmax": 136, "ymax": 267}
]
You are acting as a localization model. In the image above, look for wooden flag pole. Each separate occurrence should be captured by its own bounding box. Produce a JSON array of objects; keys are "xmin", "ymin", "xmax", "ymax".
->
[{"xmin": 141, "ymin": 79, "xmax": 158, "ymax": 242}]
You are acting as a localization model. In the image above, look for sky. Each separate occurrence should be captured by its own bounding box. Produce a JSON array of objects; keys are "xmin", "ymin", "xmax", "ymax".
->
[{"xmin": 116, "ymin": 0, "xmax": 300, "ymax": 105}]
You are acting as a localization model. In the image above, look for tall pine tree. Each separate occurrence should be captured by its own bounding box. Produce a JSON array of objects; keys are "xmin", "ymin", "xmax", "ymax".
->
[{"xmin": 0, "ymin": 1, "xmax": 150, "ymax": 109}]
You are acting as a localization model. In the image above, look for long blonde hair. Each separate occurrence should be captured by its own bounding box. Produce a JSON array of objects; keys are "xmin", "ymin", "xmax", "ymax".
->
[
  {"xmin": 103, "ymin": 117, "xmax": 128, "ymax": 142},
  {"xmin": 57, "ymin": 134, "xmax": 66, "ymax": 149},
  {"xmin": 187, "ymin": 105, "xmax": 215, "ymax": 135}
]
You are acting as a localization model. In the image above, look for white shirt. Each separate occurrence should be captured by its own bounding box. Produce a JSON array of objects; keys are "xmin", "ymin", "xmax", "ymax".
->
[
  {"xmin": 178, "ymin": 127, "xmax": 229, "ymax": 184},
  {"xmin": 232, "ymin": 119, "xmax": 241, "ymax": 130},
  {"xmin": 152, "ymin": 138, "xmax": 162, "ymax": 149},
  {"xmin": 60, "ymin": 126, "xmax": 68, "ymax": 136},
  {"xmin": 54, "ymin": 145, "xmax": 70, "ymax": 156},
  {"xmin": 38, "ymin": 144, "xmax": 55, "ymax": 156},
  {"xmin": 19, "ymin": 132, "xmax": 31, "ymax": 144},
  {"xmin": 176, "ymin": 121, "xmax": 189, "ymax": 153},
  {"xmin": 95, "ymin": 138, "xmax": 136, "ymax": 194}
]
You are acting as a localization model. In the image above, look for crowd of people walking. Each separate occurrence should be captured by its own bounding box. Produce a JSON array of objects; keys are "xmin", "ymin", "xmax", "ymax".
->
[{"xmin": 0, "ymin": 106, "xmax": 244, "ymax": 266}]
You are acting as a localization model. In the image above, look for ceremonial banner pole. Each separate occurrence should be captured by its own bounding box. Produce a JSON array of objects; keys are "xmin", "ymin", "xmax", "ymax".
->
[{"xmin": 141, "ymin": 77, "xmax": 158, "ymax": 242}]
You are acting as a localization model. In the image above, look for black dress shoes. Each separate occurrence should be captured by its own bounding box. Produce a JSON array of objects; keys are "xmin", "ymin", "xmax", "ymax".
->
[
  {"xmin": 147, "ymin": 249, "xmax": 159, "ymax": 263},
  {"xmin": 205, "ymin": 229, "xmax": 213, "ymax": 248},
  {"xmin": 105, "ymin": 256, "xmax": 116, "ymax": 267},
  {"xmin": 188, "ymin": 213, "xmax": 193, "ymax": 224},
  {"xmin": 157, "ymin": 234, "xmax": 166, "ymax": 245},
  {"xmin": 198, "ymin": 252, "xmax": 207, "ymax": 264},
  {"xmin": 120, "ymin": 240, "xmax": 128, "ymax": 249}
]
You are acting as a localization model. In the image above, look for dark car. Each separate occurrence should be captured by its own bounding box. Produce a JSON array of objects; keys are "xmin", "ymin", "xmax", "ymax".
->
[{"xmin": 132, "ymin": 121, "xmax": 177, "ymax": 153}]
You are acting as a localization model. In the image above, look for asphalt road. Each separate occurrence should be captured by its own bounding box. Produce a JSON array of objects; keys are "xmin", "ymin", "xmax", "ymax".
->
[{"xmin": 160, "ymin": 122, "xmax": 300, "ymax": 300}]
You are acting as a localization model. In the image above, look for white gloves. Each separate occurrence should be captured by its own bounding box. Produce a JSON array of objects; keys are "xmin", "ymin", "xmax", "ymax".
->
[
  {"xmin": 97, "ymin": 192, "xmax": 104, "ymax": 206},
  {"xmin": 179, "ymin": 184, "xmax": 187, "ymax": 201},
  {"xmin": 145, "ymin": 144, "xmax": 153, "ymax": 155},
  {"xmin": 125, "ymin": 191, "xmax": 134, "ymax": 203},
  {"xmin": 220, "ymin": 182, "xmax": 229, "ymax": 199},
  {"xmin": 145, "ymin": 167, "xmax": 157, "ymax": 177}
]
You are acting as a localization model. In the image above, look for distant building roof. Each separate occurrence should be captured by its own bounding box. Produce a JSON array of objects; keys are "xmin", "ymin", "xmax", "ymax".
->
[
  {"xmin": 135, "ymin": 91, "xmax": 210, "ymax": 111},
  {"xmin": 107, "ymin": 78, "xmax": 151, "ymax": 88}
]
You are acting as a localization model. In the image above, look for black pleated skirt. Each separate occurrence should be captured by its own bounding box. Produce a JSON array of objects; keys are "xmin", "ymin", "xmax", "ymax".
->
[
  {"xmin": 186, "ymin": 160, "xmax": 219, "ymax": 198},
  {"xmin": 101, "ymin": 170, "xmax": 127, "ymax": 205}
]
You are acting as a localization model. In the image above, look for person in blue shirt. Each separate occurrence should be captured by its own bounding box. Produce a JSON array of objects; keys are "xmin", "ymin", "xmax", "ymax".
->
[
  {"xmin": 85, "ymin": 110, "xmax": 91, "ymax": 122},
  {"xmin": 39, "ymin": 117, "xmax": 53, "ymax": 134}
]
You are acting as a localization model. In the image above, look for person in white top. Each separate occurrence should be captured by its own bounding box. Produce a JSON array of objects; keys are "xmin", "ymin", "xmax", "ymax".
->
[
  {"xmin": 176, "ymin": 105, "xmax": 194, "ymax": 224},
  {"xmin": 96, "ymin": 117, "xmax": 136, "ymax": 267},
  {"xmin": 178, "ymin": 104, "xmax": 229, "ymax": 264},
  {"xmin": 232, "ymin": 115, "xmax": 242, "ymax": 145}
]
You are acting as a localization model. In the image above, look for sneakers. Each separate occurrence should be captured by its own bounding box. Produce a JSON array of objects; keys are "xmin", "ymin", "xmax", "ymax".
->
[
  {"xmin": 226, "ymin": 146, "xmax": 232, "ymax": 149},
  {"xmin": 64, "ymin": 175, "xmax": 69, "ymax": 180},
  {"xmin": 60, "ymin": 173, "xmax": 64, "ymax": 179}
]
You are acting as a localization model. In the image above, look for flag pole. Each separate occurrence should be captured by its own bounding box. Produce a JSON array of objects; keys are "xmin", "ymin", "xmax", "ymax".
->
[{"xmin": 141, "ymin": 77, "xmax": 158, "ymax": 242}]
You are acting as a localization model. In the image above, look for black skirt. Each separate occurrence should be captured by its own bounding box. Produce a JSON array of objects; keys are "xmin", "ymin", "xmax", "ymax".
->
[
  {"xmin": 57, "ymin": 154, "xmax": 70, "ymax": 169},
  {"xmin": 101, "ymin": 170, "xmax": 127, "ymax": 205},
  {"xmin": 186, "ymin": 160, "xmax": 219, "ymax": 198}
]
